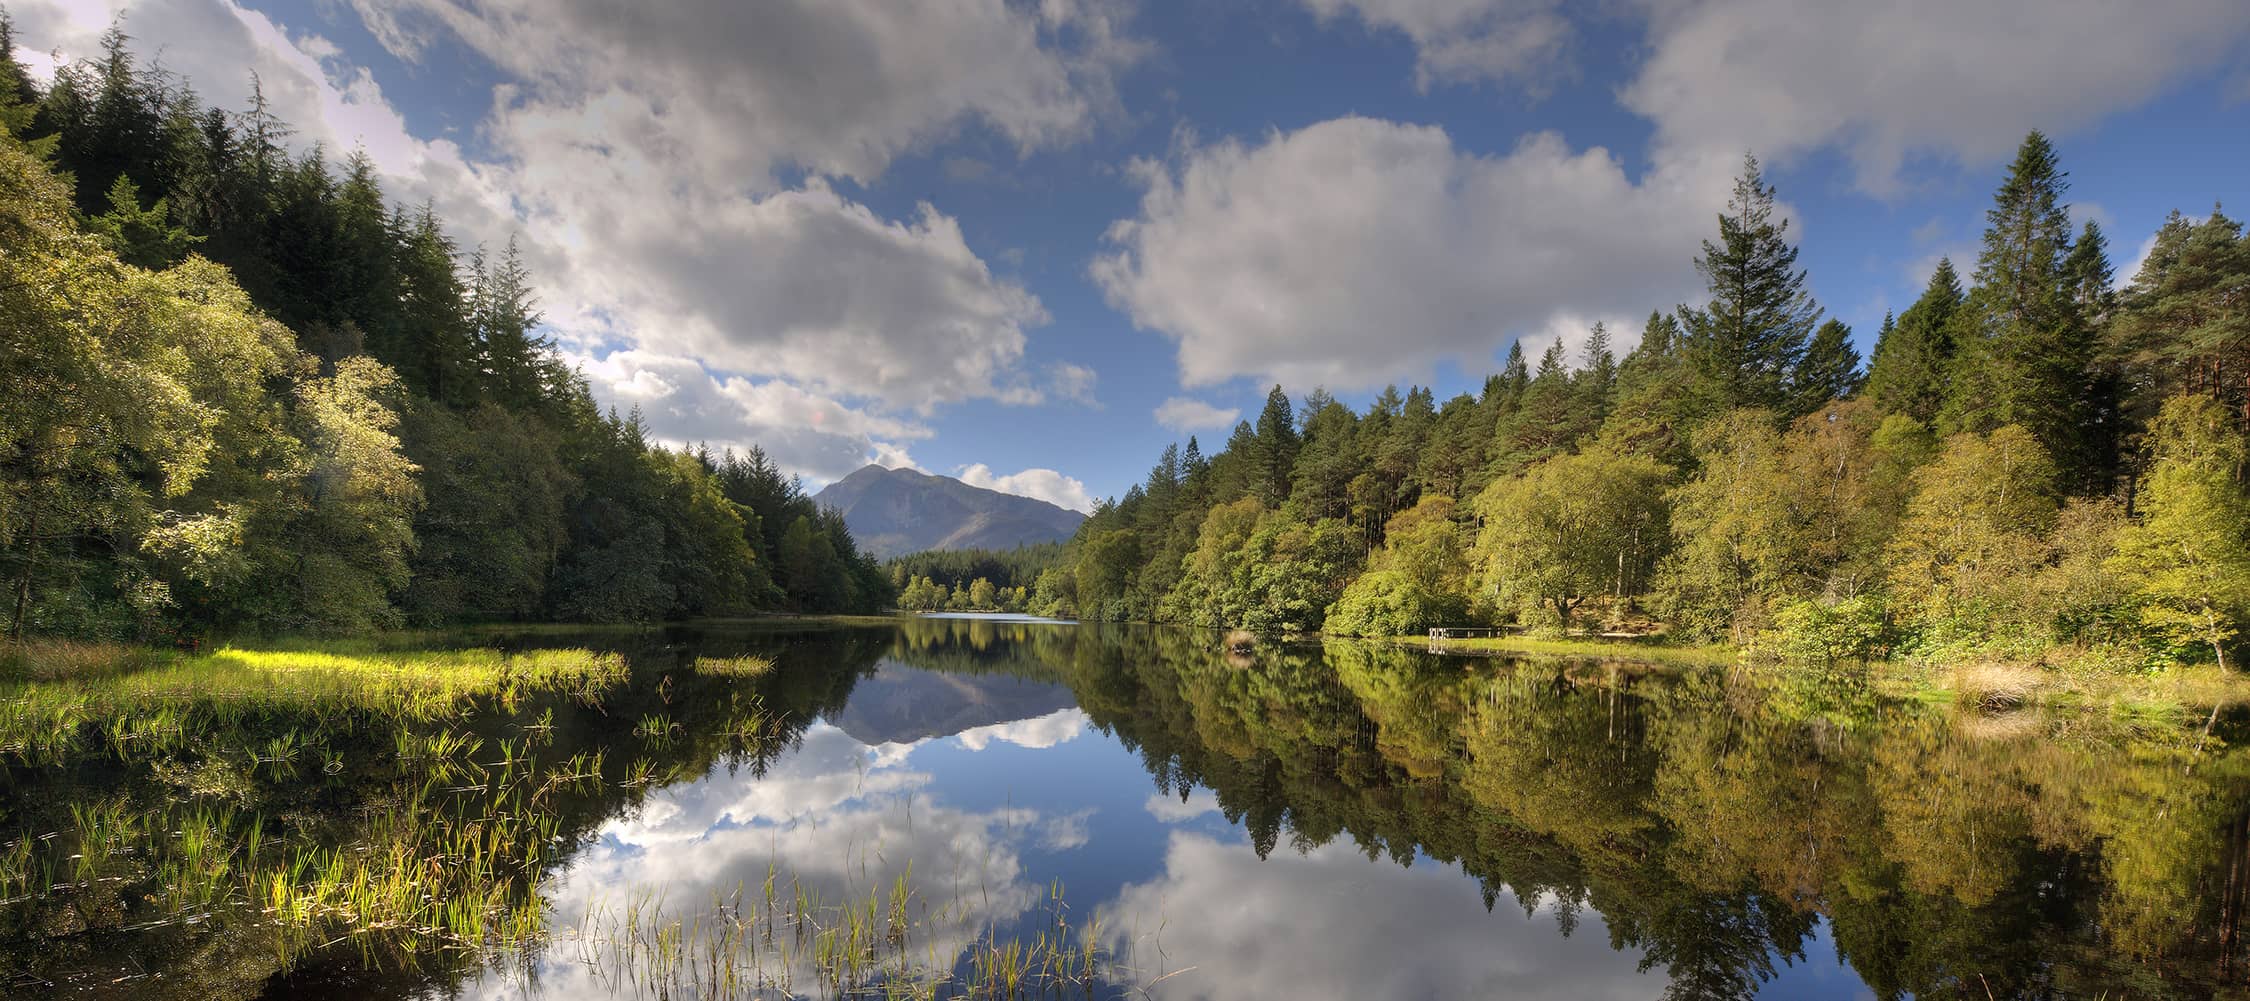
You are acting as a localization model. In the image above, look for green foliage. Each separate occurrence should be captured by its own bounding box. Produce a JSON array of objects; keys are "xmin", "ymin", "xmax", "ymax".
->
[
  {"xmin": 1883, "ymin": 425, "xmax": 2059, "ymax": 650},
  {"xmin": 2107, "ymin": 395, "xmax": 2250, "ymax": 667},
  {"xmin": 1474, "ymin": 445, "xmax": 1670, "ymax": 628},
  {"xmin": 1864, "ymin": 259, "xmax": 1966, "ymax": 423},
  {"xmin": 1942, "ymin": 132, "xmax": 2113, "ymax": 490},
  {"xmin": 1679, "ymin": 155, "xmax": 1822, "ymax": 414},
  {"xmin": 0, "ymin": 36, "xmax": 886, "ymax": 638},
  {"xmin": 84, "ymin": 174, "xmax": 197, "ymax": 268},
  {"xmin": 1757, "ymin": 595, "xmax": 1890, "ymax": 663}
]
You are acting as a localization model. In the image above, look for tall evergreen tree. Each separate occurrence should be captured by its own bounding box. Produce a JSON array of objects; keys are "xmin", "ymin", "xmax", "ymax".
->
[
  {"xmin": 1252, "ymin": 385, "xmax": 1298, "ymax": 506},
  {"xmin": 1679, "ymin": 154, "xmax": 1822, "ymax": 414},
  {"xmin": 1788, "ymin": 319, "xmax": 1862, "ymax": 416},
  {"xmin": 1864, "ymin": 259, "xmax": 1965, "ymax": 423},
  {"xmin": 1943, "ymin": 131, "xmax": 2109, "ymax": 489}
]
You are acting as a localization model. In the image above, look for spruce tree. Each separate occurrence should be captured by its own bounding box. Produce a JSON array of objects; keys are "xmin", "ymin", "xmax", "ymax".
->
[
  {"xmin": 1944, "ymin": 131, "xmax": 2108, "ymax": 488},
  {"xmin": 1865, "ymin": 258, "xmax": 1965, "ymax": 423},
  {"xmin": 1789, "ymin": 319, "xmax": 1862, "ymax": 416},
  {"xmin": 1252, "ymin": 385, "xmax": 1298, "ymax": 506},
  {"xmin": 1679, "ymin": 154, "xmax": 1822, "ymax": 414}
]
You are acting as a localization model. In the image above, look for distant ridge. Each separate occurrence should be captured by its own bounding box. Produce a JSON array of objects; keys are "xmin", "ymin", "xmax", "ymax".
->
[{"xmin": 812, "ymin": 465, "xmax": 1085, "ymax": 560}]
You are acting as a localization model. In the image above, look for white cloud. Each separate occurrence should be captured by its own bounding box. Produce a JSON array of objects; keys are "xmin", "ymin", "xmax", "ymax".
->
[
  {"xmin": 1143, "ymin": 789, "xmax": 1222, "ymax": 823},
  {"xmin": 1153, "ymin": 397, "xmax": 1242, "ymax": 433},
  {"xmin": 570, "ymin": 349, "xmax": 932, "ymax": 484},
  {"xmin": 1046, "ymin": 362, "xmax": 1102, "ymax": 407},
  {"xmin": 1623, "ymin": 0, "xmax": 2250, "ymax": 194},
  {"xmin": 1298, "ymin": 0, "xmax": 1573, "ymax": 91},
  {"xmin": 373, "ymin": 0, "xmax": 1136, "ymax": 414},
  {"xmin": 1098, "ymin": 832, "xmax": 1662, "ymax": 1000},
  {"xmin": 1095, "ymin": 119, "xmax": 1720, "ymax": 391},
  {"xmin": 956, "ymin": 708, "xmax": 1089, "ymax": 751},
  {"xmin": 956, "ymin": 463, "xmax": 1097, "ymax": 513}
]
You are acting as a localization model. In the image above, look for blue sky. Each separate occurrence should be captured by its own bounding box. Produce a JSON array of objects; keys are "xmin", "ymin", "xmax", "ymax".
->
[{"xmin": 15, "ymin": 0, "xmax": 2250, "ymax": 510}]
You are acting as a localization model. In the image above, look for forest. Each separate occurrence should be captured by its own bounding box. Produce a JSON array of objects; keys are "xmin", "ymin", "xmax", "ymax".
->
[
  {"xmin": 887, "ymin": 542, "xmax": 1066, "ymax": 614},
  {"xmin": 1037, "ymin": 136, "xmax": 2250, "ymax": 671},
  {"xmin": 0, "ymin": 23, "xmax": 892, "ymax": 641}
]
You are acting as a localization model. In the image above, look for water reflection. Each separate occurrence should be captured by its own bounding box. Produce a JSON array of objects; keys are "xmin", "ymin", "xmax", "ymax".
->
[{"xmin": 3, "ymin": 617, "xmax": 2243, "ymax": 1000}]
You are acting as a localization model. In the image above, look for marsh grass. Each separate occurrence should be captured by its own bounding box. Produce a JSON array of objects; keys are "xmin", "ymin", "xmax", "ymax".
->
[
  {"xmin": 1408, "ymin": 633, "xmax": 1737, "ymax": 667},
  {"xmin": 693, "ymin": 654, "xmax": 776, "ymax": 678},
  {"xmin": 563, "ymin": 871, "xmax": 1133, "ymax": 1000},
  {"xmin": 0, "ymin": 634, "xmax": 651, "ymax": 988}
]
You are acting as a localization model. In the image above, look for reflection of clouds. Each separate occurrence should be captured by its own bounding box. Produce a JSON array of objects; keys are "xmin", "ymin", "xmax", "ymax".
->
[
  {"xmin": 446, "ymin": 719, "xmax": 1085, "ymax": 999},
  {"xmin": 602, "ymin": 723, "xmax": 927, "ymax": 850},
  {"xmin": 1144, "ymin": 789, "xmax": 1221, "ymax": 823},
  {"xmin": 956, "ymin": 708, "xmax": 1089, "ymax": 751},
  {"xmin": 1099, "ymin": 833, "xmax": 1661, "ymax": 1001},
  {"xmin": 1039, "ymin": 808, "xmax": 1096, "ymax": 851}
]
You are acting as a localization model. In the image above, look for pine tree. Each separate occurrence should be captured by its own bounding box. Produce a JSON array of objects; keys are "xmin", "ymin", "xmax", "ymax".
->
[
  {"xmin": 2065, "ymin": 219, "xmax": 2116, "ymax": 322},
  {"xmin": 1865, "ymin": 258, "xmax": 1965, "ymax": 423},
  {"xmin": 2110, "ymin": 207, "xmax": 2250, "ymax": 434},
  {"xmin": 85, "ymin": 174, "xmax": 198, "ymax": 268},
  {"xmin": 1944, "ymin": 131, "xmax": 2107, "ymax": 489},
  {"xmin": 1252, "ymin": 385, "xmax": 1298, "ymax": 506},
  {"xmin": 0, "ymin": 11, "xmax": 39, "ymax": 109},
  {"xmin": 1679, "ymin": 154, "xmax": 1822, "ymax": 414},
  {"xmin": 1788, "ymin": 319, "xmax": 1862, "ymax": 416}
]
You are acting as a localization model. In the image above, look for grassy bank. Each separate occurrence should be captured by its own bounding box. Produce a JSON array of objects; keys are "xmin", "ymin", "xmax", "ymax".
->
[
  {"xmin": 1403, "ymin": 631, "xmax": 2250, "ymax": 719},
  {"xmin": 1409, "ymin": 632, "xmax": 1738, "ymax": 667}
]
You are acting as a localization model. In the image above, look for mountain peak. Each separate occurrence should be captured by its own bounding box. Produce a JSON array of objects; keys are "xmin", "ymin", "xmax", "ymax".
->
[{"xmin": 813, "ymin": 466, "xmax": 1084, "ymax": 559}]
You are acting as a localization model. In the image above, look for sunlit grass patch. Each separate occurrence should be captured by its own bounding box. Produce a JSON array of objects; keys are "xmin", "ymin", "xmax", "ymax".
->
[
  {"xmin": 1407, "ymin": 632, "xmax": 1738, "ymax": 667},
  {"xmin": 691, "ymin": 654, "xmax": 774, "ymax": 678},
  {"xmin": 0, "ymin": 639, "xmax": 627, "ymax": 766}
]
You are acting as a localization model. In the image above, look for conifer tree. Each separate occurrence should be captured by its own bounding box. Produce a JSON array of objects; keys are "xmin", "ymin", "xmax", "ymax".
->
[
  {"xmin": 1944, "ymin": 131, "xmax": 2109, "ymax": 489},
  {"xmin": 1865, "ymin": 259, "xmax": 1965, "ymax": 423},
  {"xmin": 1788, "ymin": 319, "xmax": 1862, "ymax": 417},
  {"xmin": 1252, "ymin": 385, "xmax": 1298, "ymax": 506},
  {"xmin": 1679, "ymin": 154, "xmax": 1822, "ymax": 414}
]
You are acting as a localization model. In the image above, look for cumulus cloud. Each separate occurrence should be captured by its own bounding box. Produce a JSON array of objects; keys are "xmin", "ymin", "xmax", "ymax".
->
[
  {"xmin": 956, "ymin": 463, "xmax": 1098, "ymax": 513},
  {"xmin": 1153, "ymin": 397, "xmax": 1242, "ymax": 433},
  {"xmin": 361, "ymin": 0, "xmax": 1134, "ymax": 411},
  {"xmin": 1096, "ymin": 119, "xmax": 1719, "ymax": 391},
  {"xmin": 570, "ymin": 349, "xmax": 931, "ymax": 484},
  {"xmin": 1625, "ymin": 0, "xmax": 2250, "ymax": 193},
  {"xmin": 1298, "ymin": 0, "xmax": 1573, "ymax": 91}
]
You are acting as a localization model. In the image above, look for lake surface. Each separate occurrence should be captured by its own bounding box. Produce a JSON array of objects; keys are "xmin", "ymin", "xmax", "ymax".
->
[{"xmin": 5, "ymin": 616, "xmax": 2246, "ymax": 999}]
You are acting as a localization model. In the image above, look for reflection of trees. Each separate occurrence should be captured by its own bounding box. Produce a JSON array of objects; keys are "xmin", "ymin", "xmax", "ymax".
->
[
  {"xmin": 1034, "ymin": 626, "xmax": 2249, "ymax": 1000},
  {"xmin": 0, "ymin": 623, "xmax": 894, "ymax": 999}
]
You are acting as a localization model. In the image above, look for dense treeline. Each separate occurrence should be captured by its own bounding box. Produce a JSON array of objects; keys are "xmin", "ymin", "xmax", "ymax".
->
[
  {"xmin": 0, "ymin": 24, "xmax": 890, "ymax": 640},
  {"xmin": 886, "ymin": 543, "xmax": 1063, "ymax": 613},
  {"xmin": 1043, "ymin": 141, "xmax": 2250, "ymax": 670}
]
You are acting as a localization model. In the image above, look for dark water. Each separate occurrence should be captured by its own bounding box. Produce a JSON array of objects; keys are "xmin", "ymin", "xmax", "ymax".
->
[{"xmin": 5, "ymin": 617, "xmax": 2247, "ymax": 999}]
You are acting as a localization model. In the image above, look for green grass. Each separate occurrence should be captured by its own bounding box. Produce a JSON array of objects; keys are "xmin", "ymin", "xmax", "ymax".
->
[
  {"xmin": 0, "ymin": 638, "xmax": 626, "ymax": 762},
  {"xmin": 1406, "ymin": 632, "xmax": 1740, "ymax": 667},
  {"xmin": 691, "ymin": 654, "xmax": 775, "ymax": 678}
]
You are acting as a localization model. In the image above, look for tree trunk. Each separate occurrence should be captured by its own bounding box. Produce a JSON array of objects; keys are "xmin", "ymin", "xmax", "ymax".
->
[{"xmin": 8, "ymin": 505, "xmax": 36, "ymax": 640}]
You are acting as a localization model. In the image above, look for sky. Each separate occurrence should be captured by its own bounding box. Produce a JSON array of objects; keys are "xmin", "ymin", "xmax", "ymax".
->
[{"xmin": 12, "ymin": 0, "xmax": 2250, "ymax": 512}]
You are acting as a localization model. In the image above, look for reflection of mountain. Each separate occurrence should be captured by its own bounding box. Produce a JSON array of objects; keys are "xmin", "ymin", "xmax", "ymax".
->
[{"xmin": 826, "ymin": 660, "xmax": 1077, "ymax": 746}]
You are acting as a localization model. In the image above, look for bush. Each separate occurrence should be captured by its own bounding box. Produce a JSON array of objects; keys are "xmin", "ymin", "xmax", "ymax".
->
[
  {"xmin": 1325, "ymin": 570, "xmax": 1466, "ymax": 637},
  {"xmin": 1758, "ymin": 595, "xmax": 1890, "ymax": 663}
]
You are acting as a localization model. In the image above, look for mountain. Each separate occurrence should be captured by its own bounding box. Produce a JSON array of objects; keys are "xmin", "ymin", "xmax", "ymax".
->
[{"xmin": 813, "ymin": 465, "xmax": 1085, "ymax": 559}]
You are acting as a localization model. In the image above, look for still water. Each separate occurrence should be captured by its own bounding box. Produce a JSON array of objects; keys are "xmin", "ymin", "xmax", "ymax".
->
[{"xmin": 5, "ymin": 616, "xmax": 2246, "ymax": 999}]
